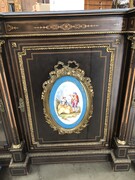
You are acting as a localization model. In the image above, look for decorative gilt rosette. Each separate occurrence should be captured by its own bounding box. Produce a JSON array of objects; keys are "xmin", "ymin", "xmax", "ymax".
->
[{"xmin": 41, "ymin": 61, "xmax": 94, "ymax": 134}]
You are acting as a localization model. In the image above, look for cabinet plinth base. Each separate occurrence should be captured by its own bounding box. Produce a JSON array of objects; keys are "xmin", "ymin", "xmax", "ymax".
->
[
  {"xmin": 111, "ymin": 151, "xmax": 131, "ymax": 171},
  {"xmin": 10, "ymin": 141, "xmax": 26, "ymax": 162},
  {"xmin": 113, "ymin": 138, "xmax": 129, "ymax": 158},
  {"xmin": 9, "ymin": 155, "xmax": 30, "ymax": 176}
]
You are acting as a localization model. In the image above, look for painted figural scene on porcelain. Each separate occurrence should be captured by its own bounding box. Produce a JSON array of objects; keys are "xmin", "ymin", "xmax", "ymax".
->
[
  {"xmin": 49, "ymin": 76, "xmax": 87, "ymax": 129},
  {"xmin": 42, "ymin": 61, "xmax": 93, "ymax": 134}
]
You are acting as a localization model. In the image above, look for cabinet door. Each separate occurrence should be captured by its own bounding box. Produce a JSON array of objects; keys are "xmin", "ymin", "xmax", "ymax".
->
[{"xmin": 8, "ymin": 34, "xmax": 125, "ymax": 152}]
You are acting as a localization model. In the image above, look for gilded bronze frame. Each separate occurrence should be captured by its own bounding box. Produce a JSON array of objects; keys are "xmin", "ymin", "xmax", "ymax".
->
[{"xmin": 41, "ymin": 61, "xmax": 94, "ymax": 134}]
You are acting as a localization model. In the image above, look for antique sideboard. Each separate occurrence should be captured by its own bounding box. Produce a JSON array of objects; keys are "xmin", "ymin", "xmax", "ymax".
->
[{"xmin": 0, "ymin": 9, "xmax": 135, "ymax": 175}]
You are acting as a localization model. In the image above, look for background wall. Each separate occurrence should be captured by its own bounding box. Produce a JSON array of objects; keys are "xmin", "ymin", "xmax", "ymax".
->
[
  {"xmin": 0, "ymin": 0, "xmax": 133, "ymax": 13},
  {"xmin": 85, "ymin": 0, "xmax": 112, "ymax": 9}
]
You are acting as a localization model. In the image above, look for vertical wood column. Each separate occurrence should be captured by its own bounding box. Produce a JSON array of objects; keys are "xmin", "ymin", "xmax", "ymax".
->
[
  {"xmin": 0, "ymin": 40, "xmax": 21, "ymax": 147},
  {"xmin": 118, "ymin": 35, "xmax": 135, "ymax": 145},
  {"xmin": 0, "ymin": 41, "xmax": 28, "ymax": 172},
  {"xmin": 111, "ymin": 35, "xmax": 134, "ymax": 171}
]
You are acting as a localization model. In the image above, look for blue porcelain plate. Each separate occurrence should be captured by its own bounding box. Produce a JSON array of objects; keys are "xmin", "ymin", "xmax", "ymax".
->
[{"xmin": 49, "ymin": 76, "xmax": 87, "ymax": 129}]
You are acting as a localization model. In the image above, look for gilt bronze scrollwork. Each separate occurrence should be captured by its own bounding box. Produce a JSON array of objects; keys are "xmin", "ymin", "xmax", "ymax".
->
[{"xmin": 41, "ymin": 61, "xmax": 94, "ymax": 134}]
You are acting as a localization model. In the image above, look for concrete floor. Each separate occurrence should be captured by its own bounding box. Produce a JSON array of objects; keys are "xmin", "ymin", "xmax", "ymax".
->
[{"xmin": 0, "ymin": 162, "xmax": 135, "ymax": 180}]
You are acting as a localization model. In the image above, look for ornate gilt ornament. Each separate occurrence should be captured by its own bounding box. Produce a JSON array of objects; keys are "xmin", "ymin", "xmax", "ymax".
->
[
  {"xmin": 41, "ymin": 61, "xmax": 94, "ymax": 134},
  {"xmin": 0, "ymin": 40, "xmax": 5, "ymax": 46},
  {"xmin": 11, "ymin": 42, "xmax": 17, "ymax": 48},
  {"xmin": 6, "ymin": 24, "xmax": 19, "ymax": 32},
  {"xmin": 18, "ymin": 98, "xmax": 25, "ymax": 112},
  {"xmin": 117, "ymin": 138, "xmax": 126, "ymax": 145},
  {"xmin": 34, "ymin": 23, "xmax": 99, "ymax": 31},
  {"xmin": 12, "ymin": 143, "xmax": 21, "ymax": 149},
  {"xmin": 128, "ymin": 35, "xmax": 135, "ymax": 49}
]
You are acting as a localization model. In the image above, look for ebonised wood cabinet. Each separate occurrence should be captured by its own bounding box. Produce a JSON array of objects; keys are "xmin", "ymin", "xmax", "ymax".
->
[{"xmin": 0, "ymin": 9, "xmax": 135, "ymax": 175}]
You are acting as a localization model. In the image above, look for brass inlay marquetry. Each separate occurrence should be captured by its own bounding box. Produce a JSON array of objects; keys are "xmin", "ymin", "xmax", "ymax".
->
[
  {"xmin": 34, "ymin": 23, "xmax": 99, "ymax": 31},
  {"xmin": 12, "ymin": 42, "xmax": 17, "ymax": 48},
  {"xmin": 114, "ymin": 38, "xmax": 121, "ymax": 45},
  {"xmin": 128, "ymin": 35, "xmax": 135, "ymax": 49},
  {"xmin": 18, "ymin": 98, "xmax": 25, "ymax": 113},
  {"xmin": 0, "ymin": 40, "xmax": 5, "ymax": 46},
  {"xmin": 2, "ymin": 17, "xmax": 130, "ymax": 36},
  {"xmin": 6, "ymin": 24, "xmax": 19, "ymax": 32},
  {"xmin": 0, "ymin": 154, "xmax": 12, "ymax": 159},
  {"xmin": 18, "ymin": 43, "xmax": 115, "ymax": 146},
  {"xmin": 111, "ymin": 151, "xmax": 131, "ymax": 163},
  {"xmin": 29, "ymin": 149, "xmax": 111, "ymax": 158},
  {"xmin": 130, "ymin": 19, "xmax": 134, "ymax": 26},
  {"xmin": 35, "ymin": 139, "xmax": 106, "ymax": 148},
  {"xmin": 1, "ymin": 31, "xmax": 135, "ymax": 38},
  {"xmin": 129, "ymin": 17, "xmax": 135, "ymax": 30},
  {"xmin": 114, "ymin": 23, "xmax": 121, "ymax": 26},
  {"xmin": 104, "ymin": 46, "xmax": 115, "ymax": 141}
]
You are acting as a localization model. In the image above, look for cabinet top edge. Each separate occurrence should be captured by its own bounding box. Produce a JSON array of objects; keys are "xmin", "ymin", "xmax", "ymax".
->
[{"xmin": 0, "ymin": 8, "xmax": 134, "ymax": 18}]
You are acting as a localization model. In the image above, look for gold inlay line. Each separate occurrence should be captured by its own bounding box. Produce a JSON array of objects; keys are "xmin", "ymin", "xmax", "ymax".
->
[{"xmin": 18, "ymin": 44, "xmax": 115, "ymax": 145}]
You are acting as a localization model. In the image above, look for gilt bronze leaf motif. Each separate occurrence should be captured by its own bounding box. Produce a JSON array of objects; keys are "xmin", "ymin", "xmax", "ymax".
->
[{"xmin": 41, "ymin": 61, "xmax": 94, "ymax": 134}]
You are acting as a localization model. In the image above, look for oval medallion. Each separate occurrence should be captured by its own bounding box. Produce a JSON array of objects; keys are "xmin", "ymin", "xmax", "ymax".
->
[
  {"xmin": 41, "ymin": 61, "xmax": 94, "ymax": 134},
  {"xmin": 49, "ymin": 76, "xmax": 87, "ymax": 129}
]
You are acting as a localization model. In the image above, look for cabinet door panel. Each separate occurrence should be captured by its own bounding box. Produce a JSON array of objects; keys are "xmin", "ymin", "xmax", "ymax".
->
[{"xmin": 8, "ymin": 34, "xmax": 124, "ymax": 151}]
